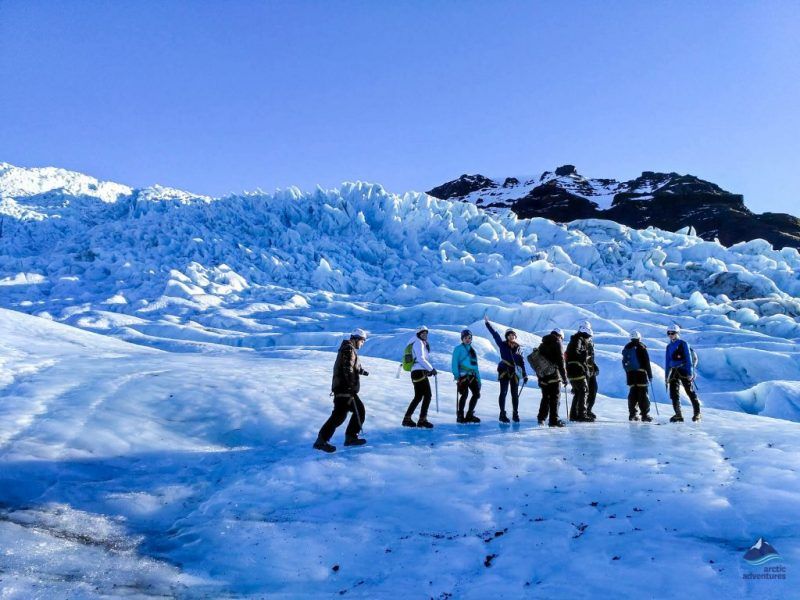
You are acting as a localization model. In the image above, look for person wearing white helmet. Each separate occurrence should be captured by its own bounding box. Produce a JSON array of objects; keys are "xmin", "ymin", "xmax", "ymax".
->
[
  {"xmin": 621, "ymin": 331, "xmax": 653, "ymax": 422},
  {"xmin": 533, "ymin": 328, "xmax": 568, "ymax": 427},
  {"xmin": 484, "ymin": 315, "xmax": 528, "ymax": 423},
  {"xmin": 314, "ymin": 329, "xmax": 370, "ymax": 453},
  {"xmin": 665, "ymin": 324, "xmax": 701, "ymax": 422},
  {"xmin": 402, "ymin": 325, "xmax": 437, "ymax": 428},
  {"xmin": 566, "ymin": 321, "xmax": 597, "ymax": 422}
]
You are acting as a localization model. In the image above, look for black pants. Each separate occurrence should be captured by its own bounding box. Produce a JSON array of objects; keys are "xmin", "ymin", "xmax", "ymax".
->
[
  {"xmin": 317, "ymin": 393, "xmax": 365, "ymax": 442},
  {"xmin": 457, "ymin": 376, "xmax": 481, "ymax": 414},
  {"xmin": 569, "ymin": 378, "xmax": 587, "ymax": 419},
  {"xmin": 669, "ymin": 374, "xmax": 700, "ymax": 416},
  {"xmin": 587, "ymin": 375, "xmax": 598, "ymax": 414},
  {"xmin": 406, "ymin": 372, "xmax": 432, "ymax": 420},
  {"xmin": 627, "ymin": 385, "xmax": 650, "ymax": 418},
  {"xmin": 498, "ymin": 375, "xmax": 520, "ymax": 414},
  {"xmin": 537, "ymin": 380, "xmax": 562, "ymax": 424}
]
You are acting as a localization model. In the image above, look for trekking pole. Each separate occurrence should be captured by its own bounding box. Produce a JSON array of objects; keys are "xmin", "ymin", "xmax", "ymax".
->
[
  {"xmin": 650, "ymin": 379, "xmax": 660, "ymax": 416},
  {"xmin": 563, "ymin": 382, "xmax": 569, "ymax": 419},
  {"xmin": 518, "ymin": 379, "xmax": 526, "ymax": 402},
  {"xmin": 349, "ymin": 396, "xmax": 364, "ymax": 434},
  {"xmin": 434, "ymin": 373, "xmax": 440, "ymax": 413}
]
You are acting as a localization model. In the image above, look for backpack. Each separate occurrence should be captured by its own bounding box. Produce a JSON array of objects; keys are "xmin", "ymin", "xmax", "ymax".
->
[
  {"xmin": 402, "ymin": 343, "xmax": 414, "ymax": 372},
  {"xmin": 690, "ymin": 348, "xmax": 699, "ymax": 368},
  {"xmin": 621, "ymin": 345, "xmax": 641, "ymax": 372},
  {"xmin": 527, "ymin": 347, "xmax": 557, "ymax": 378}
]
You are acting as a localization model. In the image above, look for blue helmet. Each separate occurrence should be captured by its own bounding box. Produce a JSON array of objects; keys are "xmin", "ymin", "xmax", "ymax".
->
[{"xmin": 461, "ymin": 329, "xmax": 473, "ymax": 340}]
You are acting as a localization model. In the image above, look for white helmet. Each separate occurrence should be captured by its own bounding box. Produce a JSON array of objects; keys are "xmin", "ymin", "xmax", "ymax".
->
[
  {"xmin": 667, "ymin": 324, "xmax": 681, "ymax": 335},
  {"xmin": 578, "ymin": 321, "xmax": 593, "ymax": 335},
  {"xmin": 351, "ymin": 328, "xmax": 368, "ymax": 340},
  {"xmin": 416, "ymin": 325, "xmax": 429, "ymax": 335},
  {"xmin": 551, "ymin": 328, "xmax": 564, "ymax": 338},
  {"xmin": 630, "ymin": 330, "xmax": 641, "ymax": 340}
]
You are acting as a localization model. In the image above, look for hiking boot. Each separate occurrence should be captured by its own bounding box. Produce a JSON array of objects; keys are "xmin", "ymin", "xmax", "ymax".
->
[
  {"xmin": 641, "ymin": 415, "xmax": 653, "ymax": 422},
  {"xmin": 313, "ymin": 438, "xmax": 336, "ymax": 453},
  {"xmin": 457, "ymin": 411, "xmax": 466, "ymax": 424},
  {"xmin": 537, "ymin": 419, "xmax": 545, "ymax": 426},
  {"xmin": 548, "ymin": 419, "xmax": 566, "ymax": 428},
  {"xmin": 465, "ymin": 412, "xmax": 481, "ymax": 423},
  {"xmin": 587, "ymin": 410, "xmax": 597, "ymax": 420},
  {"xmin": 402, "ymin": 416, "xmax": 417, "ymax": 428},
  {"xmin": 417, "ymin": 418, "xmax": 434, "ymax": 429},
  {"xmin": 629, "ymin": 415, "xmax": 640, "ymax": 422},
  {"xmin": 499, "ymin": 411, "xmax": 510, "ymax": 424},
  {"xmin": 669, "ymin": 414, "xmax": 684, "ymax": 423},
  {"xmin": 692, "ymin": 413, "xmax": 702, "ymax": 422},
  {"xmin": 344, "ymin": 435, "xmax": 367, "ymax": 447},
  {"xmin": 512, "ymin": 412, "xmax": 520, "ymax": 423}
]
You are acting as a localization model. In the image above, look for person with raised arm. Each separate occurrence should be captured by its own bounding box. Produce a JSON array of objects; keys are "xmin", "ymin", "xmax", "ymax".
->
[{"xmin": 484, "ymin": 315, "xmax": 528, "ymax": 423}]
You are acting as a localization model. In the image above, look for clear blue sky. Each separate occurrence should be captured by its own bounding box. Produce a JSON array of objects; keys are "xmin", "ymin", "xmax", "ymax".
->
[{"xmin": 1, "ymin": 1, "xmax": 798, "ymax": 214}]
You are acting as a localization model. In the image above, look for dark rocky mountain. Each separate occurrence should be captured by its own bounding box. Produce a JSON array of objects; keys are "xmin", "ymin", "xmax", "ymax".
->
[{"xmin": 428, "ymin": 166, "xmax": 800, "ymax": 249}]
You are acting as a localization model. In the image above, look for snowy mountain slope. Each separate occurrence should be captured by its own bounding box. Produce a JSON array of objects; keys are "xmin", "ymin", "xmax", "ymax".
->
[
  {"xmin": 1, "ymin": 162, "xmax": 799, "ymax": 424},
  {"xmin": 0, "ymin": 308, "xmax": 798, "ymax": 598},
  {"xmin": 428, "ymin": 165, "xmax": 800, "ymax": 249}
]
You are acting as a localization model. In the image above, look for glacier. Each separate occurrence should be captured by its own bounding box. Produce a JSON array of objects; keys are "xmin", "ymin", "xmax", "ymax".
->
[{"xmin": 0, "ymin": 162, "xmax": 799, "ymax": 597}]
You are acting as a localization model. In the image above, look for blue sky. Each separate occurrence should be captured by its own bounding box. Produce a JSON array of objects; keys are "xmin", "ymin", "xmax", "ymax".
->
[{"xmin": 1, "ymin": 1, "xmax": 798, "ymax": 214}]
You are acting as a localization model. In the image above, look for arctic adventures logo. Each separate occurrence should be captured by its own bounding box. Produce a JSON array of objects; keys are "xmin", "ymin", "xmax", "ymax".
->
[{"xmin": 742, "ymin": 538, "xmax": 786, "ymax": 581}]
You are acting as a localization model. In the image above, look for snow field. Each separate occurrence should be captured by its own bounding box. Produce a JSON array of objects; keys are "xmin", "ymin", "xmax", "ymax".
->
[{"xmin": 1, "ymin": 309, "xmax": 798, "ymax": 598}]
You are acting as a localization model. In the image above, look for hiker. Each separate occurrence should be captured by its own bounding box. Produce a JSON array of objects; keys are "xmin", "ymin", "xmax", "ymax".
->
[
  {"xmin": 313, "ymin": 329, "xmax": 369, "ymax": 453},
  {"xmin": 586, "ymin": 330, "xmax": 600, "ymax": 420},
  {"xmin": 566, "ymin": 321, "xmax": 596, "ymax": 422},
  {"xmin": 532, "ymin": 328, "xmax": 568, "ymax": 427},
  {"xmin": 665, "ymin": 324, "xmax": 701, "ymax": 422},
  {"xmin": 484, "ymin": 315, "xmax": 528, "ymax": 423},
  {"xmin": 402, "ymin": 325, "xmax": 437, "ymax": 428},
  {"xmin": 621, "ymin": 331, "xmax": 653, "ymax": 422},
  {"xmin": 451, "ymin": 329, "xmax": 481, "ymax": 424}
]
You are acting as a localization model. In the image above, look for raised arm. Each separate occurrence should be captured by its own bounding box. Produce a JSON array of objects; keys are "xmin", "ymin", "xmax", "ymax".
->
[{"xmin": 484, "ymin": 317, "xmax": 503, "ymax": 347}]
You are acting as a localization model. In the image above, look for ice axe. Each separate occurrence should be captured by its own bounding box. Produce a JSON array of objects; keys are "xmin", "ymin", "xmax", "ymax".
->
[
  {"xmin": 434, "ymin": 373, "xmax": 440, "ymax": 413},
  {"xmin": 649, "ymin": 379, "xmax": 660, "ymax": 416},
  {"xmin": 349, "ymin": 395, "xmax": 364, "ymax": 435}
]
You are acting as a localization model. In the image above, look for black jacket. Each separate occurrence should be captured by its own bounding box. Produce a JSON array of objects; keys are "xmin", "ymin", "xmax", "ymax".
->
[
  {"xmin": 538, "ymin": 333, "xmax": 567, "ymax": 384},
  {"xmin": 623, "ymin": 340, "xmax": 653, "ymax": 386},
  {"xmin": 566, "ymin": 332, "xmax": 595, "ymax": 381},
  {"xmin": 331, "ymin": 339, "xmax": 366, "ymax": 396}
]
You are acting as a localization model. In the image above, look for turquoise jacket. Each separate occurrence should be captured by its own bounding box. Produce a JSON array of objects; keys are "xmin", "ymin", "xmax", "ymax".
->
[{"xmin": 451, "ymin": 343, "xmax": 481, "ymax": 382}]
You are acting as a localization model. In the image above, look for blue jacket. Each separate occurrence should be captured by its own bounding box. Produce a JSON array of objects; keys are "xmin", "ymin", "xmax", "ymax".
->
[
  {"xmin": 665, "ymin": 338, "xmax": 694, "ymax": 378},
  {"xmin": 485, "ymin": 321, "xmax": 527, "ymax": 379},
  {"xmin": 451, "ymin": 343, "xmax": 481, "ymax": 383}
]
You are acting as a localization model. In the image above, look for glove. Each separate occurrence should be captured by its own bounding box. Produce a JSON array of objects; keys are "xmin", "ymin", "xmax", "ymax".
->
[
  {"xmin": 361, "ymin": 370, "xmax": 369, "ymax": 376},
  {"xmin": 523, "ymin": 377, "xmax": 528, "ymax": 384},
  {"xmin": 429, "ymin": 369, "xmax": 438, "ymax": 377}
]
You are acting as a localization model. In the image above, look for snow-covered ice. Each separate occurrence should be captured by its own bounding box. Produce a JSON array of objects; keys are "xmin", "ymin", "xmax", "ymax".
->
[{"xmin": 1, "ymin": 162, "xmax": 799, "ymax": 597}]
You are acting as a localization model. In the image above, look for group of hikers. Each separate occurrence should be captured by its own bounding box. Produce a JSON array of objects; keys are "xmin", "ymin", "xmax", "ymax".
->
[{"xmin": 313, "ymin": 317, "xmax": 701, "ymax": 453}]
